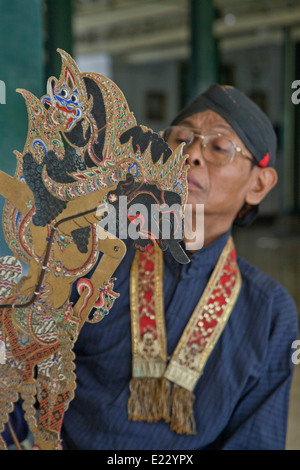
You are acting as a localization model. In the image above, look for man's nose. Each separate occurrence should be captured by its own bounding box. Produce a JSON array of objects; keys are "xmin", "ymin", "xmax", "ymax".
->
[{"xmin": 185, "ymin": 141, "xmax": 206, "ymax": 168}]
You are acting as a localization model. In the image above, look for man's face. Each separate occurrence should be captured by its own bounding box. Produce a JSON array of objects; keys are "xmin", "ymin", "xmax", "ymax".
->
[{"xmin": 167, "ymin": 110, "xmax": 257, "ymax": 226}]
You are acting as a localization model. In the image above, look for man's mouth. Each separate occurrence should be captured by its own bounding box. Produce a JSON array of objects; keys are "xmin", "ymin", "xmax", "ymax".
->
[{"xmin": 187, "ymin": 175, "xmax": 203, "ymax": 190}]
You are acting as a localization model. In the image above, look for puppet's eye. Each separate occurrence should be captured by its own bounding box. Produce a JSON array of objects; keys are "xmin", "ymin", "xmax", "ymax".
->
[
  {"xmin": 71, "ymin": 93, "xmax": 78, "ymax": 103},
  {"xmin": 60, "ymin": 89, "xmax": 69, "ymax": 99}
]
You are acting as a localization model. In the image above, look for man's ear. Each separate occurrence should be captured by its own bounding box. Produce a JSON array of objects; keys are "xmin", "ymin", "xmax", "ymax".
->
[{"xmin": 245, "ymin": 167, "xmax": 278, "ymax": 206}]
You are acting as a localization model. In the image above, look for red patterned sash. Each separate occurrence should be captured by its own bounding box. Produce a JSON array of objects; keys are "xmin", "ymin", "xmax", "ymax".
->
[{"xmin": 128, "ymin": 236, "xmax": 241, "ymax": 434}]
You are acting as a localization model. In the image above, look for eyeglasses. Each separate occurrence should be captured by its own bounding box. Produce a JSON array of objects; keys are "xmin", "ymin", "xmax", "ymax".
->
[{"xmin": 161, "ymin": 126, "xmax": 257, "ymax": 167}]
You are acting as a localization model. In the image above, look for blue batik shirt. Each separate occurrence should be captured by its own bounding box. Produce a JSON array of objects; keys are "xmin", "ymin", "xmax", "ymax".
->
[{"xmin": 60, "ymin": 230, "xmax": 298, "ymax": 450}]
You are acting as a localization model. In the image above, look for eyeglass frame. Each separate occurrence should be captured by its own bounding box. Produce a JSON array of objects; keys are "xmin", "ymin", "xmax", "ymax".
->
[{"xmin": 161, "ymin": 126, "xmax": 259, "ymax": 167}]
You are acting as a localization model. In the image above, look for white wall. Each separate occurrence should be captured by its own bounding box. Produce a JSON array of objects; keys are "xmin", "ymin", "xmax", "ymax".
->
[
  {"xmin": 76, "ymin": 53, "xmax": 113, "ymax": 78},
  {"xmin": 220, "ymin": 45, "xmax": 284, "ymax": 125},
  {"xmin": 112, "ymin": 60, "xmax": 180, "ymax": 132}
]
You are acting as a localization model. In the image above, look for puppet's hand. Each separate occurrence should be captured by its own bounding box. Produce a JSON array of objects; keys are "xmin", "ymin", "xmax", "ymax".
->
[
  {"xmin": 53, "ymin": 187, "xmax": 111, "ymax": 236},
  {"xmin": 119, "ymin": 125, "xmax": 172, "ymax": 164}
]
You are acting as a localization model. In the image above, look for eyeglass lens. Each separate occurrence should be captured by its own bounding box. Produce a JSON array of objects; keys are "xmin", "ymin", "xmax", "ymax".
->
[{"xmin": 163, "ymin": 127, "xmax": 235, "ymax": 165}]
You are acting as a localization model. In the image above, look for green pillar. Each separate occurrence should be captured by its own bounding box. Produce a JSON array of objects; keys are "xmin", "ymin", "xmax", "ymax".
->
[
  {"xmin": 0, "ymin": 0, "xmax": 44, "ymax": 257},
  {"xmin": 45, "ymin": 0, "xmax": 73, "ymax": 80},
  {"xmin": 188, "ymin": 0, "xmax": 218, "ymax": 101},
  {"xmin": 0, "ymin": 0, "xmax": 44, "ymax": 173}
]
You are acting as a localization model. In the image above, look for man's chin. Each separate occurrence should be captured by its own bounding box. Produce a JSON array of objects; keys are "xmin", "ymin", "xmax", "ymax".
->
[{"xmin": 186, "ymin": 190, "xmax": 208, "ymax": 207}]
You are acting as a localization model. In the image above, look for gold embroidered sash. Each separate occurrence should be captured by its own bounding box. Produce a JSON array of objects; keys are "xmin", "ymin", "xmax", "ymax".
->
[{"xmin": 128, "ymin": 236, "xmax": 241, "ymax": 435}]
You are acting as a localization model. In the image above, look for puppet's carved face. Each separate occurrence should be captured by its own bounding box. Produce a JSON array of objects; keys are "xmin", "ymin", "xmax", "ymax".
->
[{"xmin": 42, "ymin": 67, "xmax": 87, "ymax": 132}]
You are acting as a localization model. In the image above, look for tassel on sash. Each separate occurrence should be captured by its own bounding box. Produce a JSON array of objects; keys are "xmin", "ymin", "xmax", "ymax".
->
[
  {"xmin": 128, "ymin": 377, "xmax": 171, "ymax": 424},
  {"xmin": 128, "ymin": 377, "xmax": 196, "ymax": 435}
]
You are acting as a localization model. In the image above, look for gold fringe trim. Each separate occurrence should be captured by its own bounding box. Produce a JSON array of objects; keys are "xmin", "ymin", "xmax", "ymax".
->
[
  {"xmin": 169, "ymin": 384, "xmax": 196, "ymax": 435},
  {"xmin": 127, "ymin": 378, "xmax": 196, "ymax": 435},
  {"xmin": 128, "ymin": 377, "xmax": 171, "ymax": 423}
]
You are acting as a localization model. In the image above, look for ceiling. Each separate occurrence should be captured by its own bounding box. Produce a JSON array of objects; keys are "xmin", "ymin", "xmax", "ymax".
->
[{"xmin": 72, "ymin": 0, "xmax": 300, "ymax": 63}]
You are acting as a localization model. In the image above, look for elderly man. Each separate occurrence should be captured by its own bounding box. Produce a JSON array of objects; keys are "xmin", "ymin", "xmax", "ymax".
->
[{"xmin": 60, "ymin": 84, "xmax": 297, "ymax": 450}]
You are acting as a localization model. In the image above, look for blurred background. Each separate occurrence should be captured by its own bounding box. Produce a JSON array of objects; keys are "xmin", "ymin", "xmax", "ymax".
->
[{"xmin": 0, "ymin": 0, "xmax": 299, "ymax": 449}]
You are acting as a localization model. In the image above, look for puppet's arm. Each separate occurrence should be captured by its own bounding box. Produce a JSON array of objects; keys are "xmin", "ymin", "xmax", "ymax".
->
[
  {"xmin": 54, "ymin": 188, "xmax": 113, "ymax": 235},
  {"xmin": 73, "ymin": 227, "xmax": 126, "ymax": 330},
  {"xmin": 0, "ymin": 170, "xmax": 34, "ymax": 214}
]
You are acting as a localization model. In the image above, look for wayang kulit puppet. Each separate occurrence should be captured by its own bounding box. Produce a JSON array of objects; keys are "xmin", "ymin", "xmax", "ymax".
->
[{"xmin": 0, "ymin": 49, "xmax": 189, "ymax": 449}]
